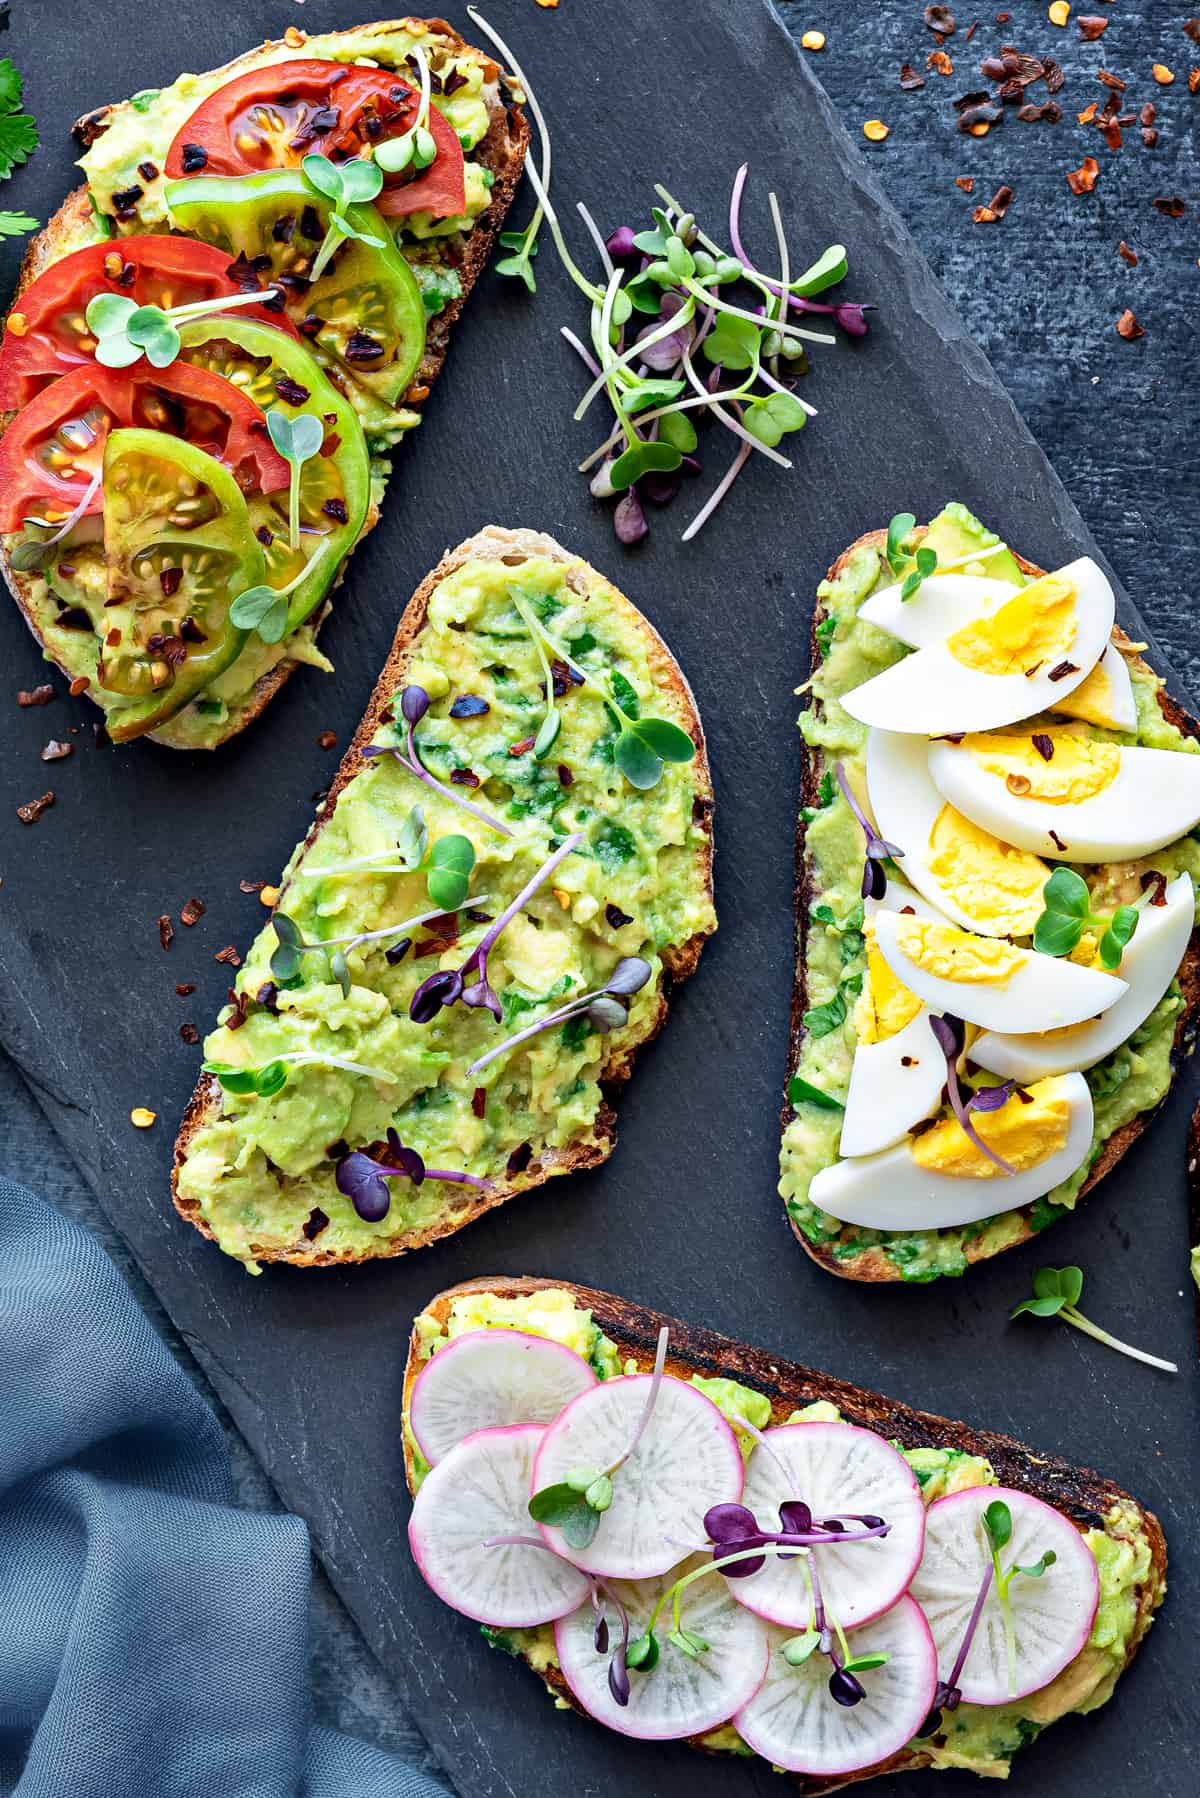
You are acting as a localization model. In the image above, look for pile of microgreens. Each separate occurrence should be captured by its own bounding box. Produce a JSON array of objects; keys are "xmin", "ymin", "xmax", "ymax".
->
[
  {"xmin": 1011, "ymin": 1265, "xmax": 1177, "ymax": 1374},
  {"xmin": 918, "ymin": 1499, "xmax": 1057, "ymax": 1737},
  {"xmin": 335, "ymin": 1126, "xmax": 487, "ymax": 1224},
  {"xmin": 466, "ymin": 7, "xmax": 873, "ymax": 545},
  {"xmin": 1033, "ymin": 868, "xmax": 1139, "ymax": 970}
]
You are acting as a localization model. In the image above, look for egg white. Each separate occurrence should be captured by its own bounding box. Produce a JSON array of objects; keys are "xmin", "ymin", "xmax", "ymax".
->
[
  {"xmin": 871, "ymin": 907, "xmax": 1127, "ymax": 1033},
  {"xmin": 972, "ymin": 873, "xmax": 1194, "ymax": 1080},
  {"xmin": 866, "ymin": 729, "xmax": 1041, "ymax": 938},
  {"xmin": 840, "ymin": 1011, "xmax": 945, "ymax": 1158},
  {"xmin": 810, "ymin": 1074, "xmax": 1095, "ymax": 1231},
  {"xmin": 858, "ymin": 572, "xmax": 1021, "ymax": 648},
  {"xmin": 1053, "ymin": 643, "xmax": 1137, "ymax": 733},
  {"xmin": 927, "ymin": 738, "xmax": 1200, "ymax": 863},
  {"xmin": 841, "ymin": 558, "xmax": 1115, "ymax": 737}
]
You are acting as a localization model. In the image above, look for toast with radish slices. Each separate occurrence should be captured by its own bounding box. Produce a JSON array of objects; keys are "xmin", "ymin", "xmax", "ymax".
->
[
  {"xmin": 782, "ymin": 505, "xmax": 1200, "ymax": 1284},
  {"xmin": 402, "ymin": 1276, "xmax": 1165, "ymax": 1788}
]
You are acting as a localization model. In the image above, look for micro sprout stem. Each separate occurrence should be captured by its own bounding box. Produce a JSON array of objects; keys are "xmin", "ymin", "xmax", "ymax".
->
[
  {"xmin": 573, "ymin": 295, "xmax": 697, "ymax": 422},
  {"xmin": 680, "ymin": 345, "xmax": 792, "ymax": 469},
  {"xmin": 1059, "ymin": 1306, "xmax": 1178, "ymax": 1373}
]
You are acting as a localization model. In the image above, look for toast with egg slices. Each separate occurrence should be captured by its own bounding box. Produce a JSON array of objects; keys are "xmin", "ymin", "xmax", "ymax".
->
[
  {"xmin": 172, "ymin": 526, "xmax": 715, "ymax": 1268},
  {"xmin": 782, "ymin": 504, "xmax": 1200, "ymax": 1284},
  {"xmin": 403, "ymin": 1275, "xmax": 1165, "ymax": 1787}
]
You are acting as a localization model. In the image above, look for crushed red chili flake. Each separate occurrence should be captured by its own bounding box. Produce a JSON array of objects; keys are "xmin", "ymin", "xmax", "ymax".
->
[
  {"xmin": 316, "ymin": 730, "xmax": 337, "ymax": 750},
  {"xmin": 974, "ymin": 182, "xmax": 1015, "ymax": 222},
  {"xmin": 954, "ymin": 88, "xmax": 991, "ymax": 110},
  {"xmin": 179, "ymin": 1022, "xmax": 199, "ymax": 1045},
  {"xmin": 158, "ymin": 915, "xmax": 174, "ymax": 951},
  {"xmin": 275, "ymin": 373, "xmax": 310, "ymax": 406},
  {"xmin": 1067, "ymin": 156, "xmax": 1100, "ymax": 194},
  {"xmin": 1048, "ymin": 828, "xmax": 1067, "ymax": 852},
  {"xmin": 925, "ymin": 4, "xmax": 956, "ymax": 32},
  {"xmin": 1189, "ymin": 68, "xmax": 1200, "ymax": 94},
  {"xmin": 928, "ymin": 48, "xmax": 954, "ymax": 75},
  {"xmin": 1019, "ymin": 100, "xmax": 1062, "ymax": 122},
  {"xmin": 557, "ymin": 763, "xmax": 574, "ymax": 787},
  {"xmin": 1048, "ymin": 660, "xmax": 1079, "ymax": 681},
  {"xmin": 414, "ymin": 933, "xmax": 450, "ymax": 959},
  {"xmin": 302, "ymin": 1208, "xmax": 330, "ymax": 1241},
  {"xmin": 40, "ymin": 739, "xmax": 72, "ymax": 761},
  {"xmin": 506, "ymin": 1141, "xmax": 533, "ymax": 1176},
  {"xmin": 956, "ymin": 96, "xmax": 1003, "ymax": 129},
  {"xmin": 995, "ymin": 8, "xmax": 1010, "ymax": 17},
  {"xmin": 180, "ymin": 897, "xmax": 205, "ymax": 926},
  {"xmin": 1140, "ymin": 869, "xmax": 1169, "ymax": 905},
  {"xmin": 1153, "ymin": 196, "xmax": 1186, "ymax": 217},
  {"xmin": 471, "ymin": 1086, "xmax": 487, "ymax": 1119},
  {"xmin": 450, "ymin": 766, "xmax": 481, "ymax": 787},
  {"xmin": 1118, "ymin": 239, "xmax": 1138, "ymax": 264},
  {"xmin": 909, "ymin": 1117, "xmax": 939, "ymax": 1139},
  {"xmin": 1044, "ymin": 58, "xmax": 1065, "ymax": 94},
  {"xmin": 175, "ymin": 983, "xmax": 196, "ymax": 997},
  {"xmin": 508, "ymin": 736, "xmax": 536, "ymax": 757},
  {"xmin": 1116, "ymin": 308, "xmax": 1145, "ymax": 339},
  {"xmin": 1101, "ymin": 122, "xmax": 1124, "ymax": 151},
  {"xmin": 1098, "ymin": 70, "xmax": 1126, "ymax": 91},
  {"xmin": 18, "ymin": 685, "xmax": 55, "ymax": 707},
  {"xmin": 1032, "ymin": 733, "xmax": 1054, "ymax": 761},
  {"xmin": 1077, "ymin": 15, "xmax": 1108, "ymax": 39},
  {"xmin": 214, "ymin": 944, "xmax": 242, "ymax": 967},
  {"xmin": 1077, "ymin": 101, "xmax": 1099, "ymax": 123},
  {"xmin": 225, "ymin": 987, "xmax": 249, "ymax": 1032},
  {"xmin": 1142, "ymin": 127, "xmax": 1159, "ymax": 148},
  {"xmin": 239, "ymin": 878, "xmax": 266, "ymax": 894},
  {"xmin": 955, "ymin": 175, "xmax": 977, "ymax": 191},
  {"xmin": 966, "ymin": 20, "xmax": 978, "ymax": 42}
]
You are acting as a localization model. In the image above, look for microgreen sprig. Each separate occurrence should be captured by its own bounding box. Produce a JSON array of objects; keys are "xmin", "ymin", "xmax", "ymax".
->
[
  {"xmin": 832, "ymin": 761, "xmax": 903, "ymax": 901},
  {"xmin": 1011, "ymin": 1266, "xmax": 1177, "ymax": 1373},
  {"xmin": 335, "ymin": 1127, "xmax": 487, "ymax": 1223},
  {"xmin": 884, "ymin": 512, "xmax": 938, "ymax": 600},
  {"xmin": 361, "ymin": 685, "xmax": 512, "ymax": 838},
  {"xmin": 301, "ymin": 152, "xmax": 386, "ymax": 281},
  {"xmin": 269, "ymin": 889, "xmax": 489, "ymax": 999},
  {"xmin": 231, "ymin": 543, "xmax": 333, "ymax": 643},
  {"xmin": 266, "ymin": 408, "xmax": 325, "ymax": 552},
  {"xmin": 11, "ymin": 467, "xmax": 104, "ymax": 572},
  {"xmin": 374, "ymin": 42, "xmax": 437, "ymax": 177},
  {"xmin": 84, "ymin": 283, "xmax": 284, "ymax": 372},
  {"xmin": 1032, "ymin": 868, "xmax": 1139, "ymax": 970},
  {"xmin": 928, "ymin": 1013, "xmax": 1016, "ymax": 1176},
  {"xmin": 202, "ymin": 1049, "xmax": 398, "ymax": 1097},
  {"xmin": 466, "ymin": 955, "xmax": 651, "ymax": 1076}
]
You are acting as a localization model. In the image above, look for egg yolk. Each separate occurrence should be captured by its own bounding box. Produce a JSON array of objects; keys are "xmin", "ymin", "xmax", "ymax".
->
[
  {"xmin": 910, "ymin": 1075, "xmax": 1072, "ymax": 1179},
  {"xmin": 854, "ymin": 920, "xmax": 924, "ymax": 1044},
  {"xmin": 926, "ymin": 806, "xmax": 1049, "ymax": 937},
  {"xmin": 945, "ymin": 572, "xmax": 1077, "ymax": 677},
  {"xmin": 961, "ymin": 727, "xmax": 1121, "ymax": 804},
  {"xmin": 1056, "ymin": 656, "xmax": 1120, "ymax": 730},
  {"xmin": 894, "ymin": 916, "xmax": 1025, "ymax": 985}
]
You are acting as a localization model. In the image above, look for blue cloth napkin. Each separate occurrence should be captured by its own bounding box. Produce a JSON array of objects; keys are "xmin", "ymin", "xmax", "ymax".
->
[{"xmin": 0, "ymin": 1178, "xmax": 444, "ymax": 1798}]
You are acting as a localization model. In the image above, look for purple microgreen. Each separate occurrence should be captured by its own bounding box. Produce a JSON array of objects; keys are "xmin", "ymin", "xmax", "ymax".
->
[
  {"xmin": 928, "ymin": 1014, "xmax": 1016, "ymax": 1175},
  {"xmin": 832, "ymin": 760, "xmax": 903, "ymax": 898},
  {"xmin": 11, "ymin": 466, "xmax": 103, "ymax": 572},
  {"xmin": 335, "ymin": 1126, "xmax": 486, "ymax": 1223},
  {"xmin": 362, "ymin": 685, "xmax": 512, "ymax": 838},
  {"xmin": 467, "ymin": 955, "xmax": 651, "ymax": 1074}
]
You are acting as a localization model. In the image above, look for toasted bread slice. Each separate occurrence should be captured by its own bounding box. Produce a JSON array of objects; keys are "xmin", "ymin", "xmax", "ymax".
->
[
  {"xmin": 402, "ymin": 1275, "xmax": 1165, "ymax": 1789},
  {"xmin": 1, "ymin": 19, "xmax": 529, "ymax": 747},
  {"xmin": 784, "ymin": 526, "xmax": 1200, "ymax": 1283},
  {"xmin": 172, "ymin": 526, "xmax": 715, "ymax": 1266}
]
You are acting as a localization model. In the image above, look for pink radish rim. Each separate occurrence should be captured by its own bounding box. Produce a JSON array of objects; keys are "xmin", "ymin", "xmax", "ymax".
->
[
  {"xmin": 409, "ymin": 1423, "xmax": 589, "ymax": 1629},
  {"xmin": 531, "ymin": 1374, "xmax": 744, "ymax": 1576},
  {"xmin": 408, "ymin": 1327, "xmax": 597, "ymax": 1466},
  {"xmin": 730, "ymin": 1422, "xmax": 926, "ymax": 1630},
  {"xmin": 922, "ymin": 1486, "xmax": 1100, "ymax": 1705}
]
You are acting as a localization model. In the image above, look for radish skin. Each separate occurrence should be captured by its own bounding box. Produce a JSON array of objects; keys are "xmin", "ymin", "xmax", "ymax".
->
[{"xmin": 409, "ymin": 1329, "xmax": 596, "ymax": 1465}]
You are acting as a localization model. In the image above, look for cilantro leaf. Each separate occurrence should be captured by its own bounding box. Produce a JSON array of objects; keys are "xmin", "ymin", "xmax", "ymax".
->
[
  {"xmin": 0, "ymin": 111, "xmax": 38, "ymax": 180},
  {"xmin": 0, "ymin": 60, "xmax": 23, "ymax": 114}
]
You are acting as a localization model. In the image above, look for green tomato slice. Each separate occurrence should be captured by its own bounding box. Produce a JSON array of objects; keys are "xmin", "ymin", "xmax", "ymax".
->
[
  {"xmin": 99, "ymin": 426, "xmax": 259, "ymax": 741},
  {"xmin": 176, "ymin": 316, "xmax": 370, "ymax": 629},
  {"xmin": 164, "ymin": 170, "xmax": 427, "ymax": 423}
]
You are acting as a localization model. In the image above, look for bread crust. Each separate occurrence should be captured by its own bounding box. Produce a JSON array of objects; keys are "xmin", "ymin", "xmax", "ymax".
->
[
  {"xmin": 0, "ymin": 19, "xmax": 530, "ymax": 747},
  {"xmin": 402, "ymin": 1275, "xmax": 1166, "ymax": 1791},
  {"xmin": 785, "ymin": 528, "xmax": 1200, "ymax": 1282},
  {"xmin": 171, "ymin": 526, "xmax": 715, "ymax": 1264}
]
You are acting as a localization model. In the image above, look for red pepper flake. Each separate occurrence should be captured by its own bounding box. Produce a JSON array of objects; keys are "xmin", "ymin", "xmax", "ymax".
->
[
  {"xmin": 955, "ymin": 175, "xmax": 976, "ymax": 192},
  {"xmin": 508, "ymin": 736, "xmax": 536, "ymax": 756},
  {"xmin": 179, "ymin": 1022, "xmax": 199, "ymax": 1045},
  {"xmin": 18, "ymin": 684, "xmax": 55, "ymax": 707},
  {"xmin": 557, "ymin": 763, "xmax": 575, "ymax": 787},
  {"xmin": 1044, "ymin": 58, "xmax": 1065, "ymax": 94},
  {"xmin": 40, "ymin": 739, "xmax": 72, "ymax": 761},
  {"xmin": 1032, "ymin": 733, "xmax": 1054, "ymax": 761},
  {"xmin": 901, "ymin": 1054, "xmax": 917, "ymax": 1067},
  {"xmin": 925, "ymin": 4, "xmax": 956, "ymax": 32},
  {"xmin": 1142, "ymin": 127, "xmax": 1160, "ymax": 147},
  {"xmin": 414, "ymin": 932, "xmax": 450, "ymax": 959},
  {"xmin": 909, "ymin": 1117, "xmax": 939, "ymax": 1138},
  {"xmin": 302, "ymin": 1207, "xmax": 330, "ymax": 1241},
  {"xmin": 1097, "ymin": 70, "xmax": 1126, "ymax": 91},
  {"xmin": 1118, "ymin": 240, "xmax": 1138, "ymax": 264},
  {"xmin": 214, "ymin": 944, "xmax": 242, "ymax": 967},
  {"xmin": 68, "ymin": 676, "xmax": 90, "ymax": 697},
  {"xmin": 239, "ymin": 878, "xmax": 266, "ymax": 894},
  {"xmin": 175, "ymin": 983, "xmax": 196, "ymax": 997},
  {"xmin": 606, "ymin": 902, "xmax": 634, "ymax": 928},
  {"xmin": 1048, "ymin": 660, "xmax": 1080, "ymax": 681},
  {"xmin": 900, "ymin": 62, "xmax": 927, "ymax": 89},
  {"xmin": 316, "ymin": 730, "xmax": 337, "ymax": 750},
  {"xmin": 927, "ymin": 48, "xmax": 955, "ymax": 75},
  {"xmin": 450, "ymin": 766, "xmax": 481, "ymax": 788},
  {"xmin": 1048, "ymin": 828, "xmax": 1067, "ymax": 852},
  {"xmin": 1141, "ymin": 869, "xmax": 1169, "ymax": 906},
  {"xmin": 1019, "ymin": 100, "xmax": 1062, "ymax": 122},
  {"xmin": 471, "ymin": 1086, "xmax": 487, "ymax": 1119},
  {"xmin": 973, "ymin": 182, "xmax": 1015, "ymax": 222},
  {"xmin": 507, "ymin": 1141, "xmax": 533, "ymax": 1176},
  {"xmin": 1077, "ymin": 15, "xmax": 1108, "ymax": 39},
  {"xmin": 158, "ymin": 915, "xmax": 174, "ymax": 951},
  {"xmin": 224, "ymin": 987, "xmax": 250, "ymax": 1031},
  {"xmin": 1153, "ymin": 195, "xmax": 1186, "ymax": 217},
  {"xmin": 1116, "ymin": 308, "xmax": 1145, "ymax": 338},
  {"xmin": 180, "ymin": 897, "xmax": 205, "ymax": 926},
  {"xmin": 1067, "ymin": 156, "xmax": 1101, "ymax": 194},
  {"xmin": 1187, "ymin": 19, "xmax": 1200, "ymax": 44},
  {"xmin": 995, "ymin": 8, "xmax": 1011, "ymax": 17},
  {"xmin": 956, "ymin": 96, "xmax": 1003, "ymax": 129},
  {"xmin": 966, "ymin": 20, "xmax": 978, "ymax": 42},
  {"xmin": 1190, "ymin": 68, "xmax": 1200, "ymax": 94}
]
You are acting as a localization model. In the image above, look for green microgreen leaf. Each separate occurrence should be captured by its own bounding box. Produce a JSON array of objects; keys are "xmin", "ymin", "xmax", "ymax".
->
[
  {"xmin": 788, "ymin": 1074, "xmax": 845, "ymax": 1112},
  {"xmin": 701, "ymin": 311, "xmax": 761, "ymax": 371},
  {"xmin": 842, "ymin": 1653, "xmax": 890, "ymax": 1674},
  {"xmin": 743, "ymin": 390, "xmax": 808, "ymax": 448},
  {"xmin": 983, "ymin": 1500, "xmax": 1013, "ymax": 1553},
  {"xmin": 667, "ymin": 1626, "xmax": 709, "ymax": 1659},
  {"xmin": 1014, "ymin": 1551, "xmax": 1057, "ymax": 1579},
  {"xmin": 1010, "ymin": 1263, "xmax": 1176, "ymax": 1372},
  {"xmin": 528, "ymin": 1482, "xmax": 588, "ymax": 1526},
  {"xmin": 657, "ymin": 410, "xmax": 698, "ymax": 454},
  {"xmin": 1098, "ymin": 904, "xmax": 1139, "ymax": 970},
  {"xmin": 790, "ymin": 242, "xmax": 849, "ymax": 297},
  {"xmin": 266, "ymin": 408, "xmax": 324, "ymax": 551},
  {"xmin": 899, "ymin": 544, "xmax": 937, "ymax": 601},
  {"xmin": 885, "ymin": 513, "xmax": 916, "ymax": 573},
  {"xmin": 426, "ymin": 834, "xmax": 476, "ymax": 912},
  {"xmin": 229, "ymin": 585, "xmax": 290, "ymax": 644},
  {"xmin": 609, "ymin": 439, "xmax": 683, "ymax": 492},
  {"xmin": 625, "ymin": 1631, "xmax": 659, "ymax": 1671},
  {"xmin": 782, "ymin": 1629, "xmax": 821, "ymax": 1667},
  {"xmin": 0, "ymin": 211, "xmax": 38, "ymax": 238}
]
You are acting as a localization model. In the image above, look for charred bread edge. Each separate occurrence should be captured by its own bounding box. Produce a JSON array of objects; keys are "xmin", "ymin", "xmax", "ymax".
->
[
  {"xmin": 784, "ymin": 527, "xmax": 1200, "ymax": 1284},
  {"xmin": 401, "ymin": 1274, "xmax": 1166, "ymax": 1795},
  {"xmin": 0, "ymin": 19, "xmax": 530, "ymax": 747},
  {"xmin": 171, "ymin": 525, "xmax": 715, "ymax": 1264}
]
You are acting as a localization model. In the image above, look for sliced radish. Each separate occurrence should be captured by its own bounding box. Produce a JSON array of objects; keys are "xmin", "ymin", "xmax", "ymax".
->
[
  {"xmin": 533, "ymin": 1375, "xmax": 744, "ymax": 1579},
  {"xmin": 409, "ymin": 1424, "xmax": 591, "ymax": 1627},
  {"xmin": 409, "ymin": 1329, "xmax": 597, "ymax": 1466},
  {"xmin": 908, "ymin": 1486, "xmax": 1099, "ymax": 1705},
  {"xmin": 735, "ymin": 1597, "xmax": 937, "ymax": 1776},
  {"xmin": 555, "ymin": 1553, "xmax": 770, "ymax": 1740},
  {"xmin": 730, "ymin": 1423, "xmax": 925, "ymax": 1629}
]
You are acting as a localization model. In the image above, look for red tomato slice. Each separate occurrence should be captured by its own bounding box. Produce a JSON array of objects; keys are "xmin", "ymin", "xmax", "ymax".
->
[
  {"xmin": 0, "ymin": 361, "xmax": 289, "ymax": 533},
  {"xmin": 0, "ymin": 237, "xmax": 299, "ymax": 411},
  {"xmin": 164, "ymin": 58, "xmax": 467, "ymax": 220}
]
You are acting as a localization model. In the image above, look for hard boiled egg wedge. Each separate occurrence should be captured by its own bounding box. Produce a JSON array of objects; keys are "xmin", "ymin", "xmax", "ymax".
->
[
  {"xmin": 859, "ymin": 572, "xmax": 1022, "ymax": 647},
  {"xmin": 973, "ymin": 872, "xmax": 1194, "ymax": 1081},
  {"xmin": 870, "ymin": 908, "xmax": 1127, "ymax": 1033},
  {"xmin": 809, "ymin": 1073, "xmax": 1095, "ymax": 1231},
  {"xmin": 1052, "ymin": 643, "xmax": 1137, "ymax": 733},
  {"xmin": 928, "ymin": 728, "xmax": 1200, "ymax": 862},
  {"xmin": 841, "ymin": 883, "xmax": 949, "ymax": 1158},
  {"xmin": 866, "ymin": 729, "xmax": 1051, "ymax": 938},
  {"xmin": 841, "ymin": 559, "xmax": 1115, "ymax": 736}
]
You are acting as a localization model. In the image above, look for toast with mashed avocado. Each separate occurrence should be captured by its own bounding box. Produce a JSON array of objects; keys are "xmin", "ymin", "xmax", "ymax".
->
[
  {"xmin": 173, "ymin": 526, "xmax": 715, "ymax": 1268},
  {"xmin": 782, "ymin": 506, "xmax": 1200, "ymax": 1284},
  {"xmin": 402, "ymin": 1275, "xmax": 1165, "ymax": 1786},
  {"xmin": 0, "ymin": 19, "xmax": 528, "ymax": 747}
]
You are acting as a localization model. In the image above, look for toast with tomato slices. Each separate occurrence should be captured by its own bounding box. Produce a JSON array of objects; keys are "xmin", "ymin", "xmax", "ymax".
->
[
  {"xmin": 402, "ymin": 1275, "xmax": 1165, "ymax": 1789},
  {"xmin": 782, "ymin": 510, "xmax": 1200, "ymax": 1285},
  {"xmin": 0, "ymin": 19, "xmax": 529, "ymax": 747}
]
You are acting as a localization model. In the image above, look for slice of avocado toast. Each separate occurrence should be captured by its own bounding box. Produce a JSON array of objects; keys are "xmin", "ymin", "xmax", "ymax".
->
[
  {"xmin": 401, "ymin": 1276, "xmax": 1165, "ymax": 1786},
  {"xmin": 172, "ymin": 526, "xmax": 715, "ymax": 1268},
  {"xmin": 0, "ymin": 19, "xmax": 529, "ymax": 747},
  {"xmin": 782, "ymin": 505, "xmax": 1200, "ymax": 1284}
]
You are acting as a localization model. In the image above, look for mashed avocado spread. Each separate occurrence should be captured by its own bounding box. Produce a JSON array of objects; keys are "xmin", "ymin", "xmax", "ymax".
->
[
  {"xmin": 175, "ymin": 554, "xmax": 714, "ymax": 1267},
  {"xmin": 781, "ymin": 503, "xmax": 1200, "ymax": 1281},
  {"xmin": 407, "ymin": 1290, "xmax": 1160, "ymax": 1778}
]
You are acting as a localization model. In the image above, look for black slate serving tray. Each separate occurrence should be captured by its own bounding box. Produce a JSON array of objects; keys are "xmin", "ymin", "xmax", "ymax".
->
[{"xmin": 3, "ymin": 3, "xmax": 1195, "ymax": 1794}]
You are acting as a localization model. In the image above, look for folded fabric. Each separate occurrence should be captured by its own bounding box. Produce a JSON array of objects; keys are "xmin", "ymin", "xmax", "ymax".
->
[{"xmin": 0, "ymin": 1177, "xmax": 446, "ymax": 1798}]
